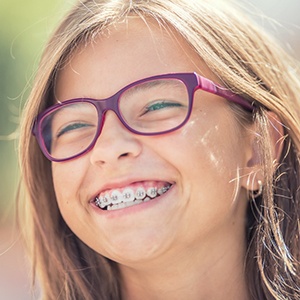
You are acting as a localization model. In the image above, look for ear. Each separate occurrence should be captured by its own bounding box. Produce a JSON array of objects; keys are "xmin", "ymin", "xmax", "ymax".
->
[{"xmin": 240, "ymin": 111, "xmax": 284, "ymax": 192}]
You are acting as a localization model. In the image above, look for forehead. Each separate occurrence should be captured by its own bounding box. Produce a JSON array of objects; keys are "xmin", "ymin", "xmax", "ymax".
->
[{"xmin": 55, "ymin": 17, "xmax": 211, "ymax": 101}]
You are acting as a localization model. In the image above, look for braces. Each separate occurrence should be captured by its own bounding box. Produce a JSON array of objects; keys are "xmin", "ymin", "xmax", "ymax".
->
[{"xmin": 95, "ymin": 185, "xmax": 171, "ymax": 210}]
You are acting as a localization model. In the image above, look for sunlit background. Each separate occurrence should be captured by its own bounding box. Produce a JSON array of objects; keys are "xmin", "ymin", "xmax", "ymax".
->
[{"xmin": 1, "ymin": 0, "xmax": 299, "ymax": 299}]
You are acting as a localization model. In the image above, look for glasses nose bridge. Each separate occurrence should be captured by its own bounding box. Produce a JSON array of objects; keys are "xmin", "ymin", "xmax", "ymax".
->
[
  {"xmin": 94, "ymin": 90, "xmax": 122, "ymax": 120},
  {"xmin": 92, "ymin": 91, "xmax": 125, "ymax": 139}
]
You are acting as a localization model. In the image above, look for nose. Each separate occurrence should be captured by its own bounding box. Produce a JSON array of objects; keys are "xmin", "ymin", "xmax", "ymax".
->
[{"xmin": 89, "ymin": 111, "xmax": 142, "ymax": 166}]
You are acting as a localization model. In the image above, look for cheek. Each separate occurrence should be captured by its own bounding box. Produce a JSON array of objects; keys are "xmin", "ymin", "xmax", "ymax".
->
[
  {"xmin": 172, "ymin": 112, "xmax": 248, "ymax": 235},
  {"xmin": 51, "ymin": 160, "xmax": 95, "ymax": 243},
  {"xmin": 174, "ymin": 113, "xmax": 247, "ymax": 237},
  {"xmin": 51, "ymin": 160, "xmax": 88, "ymax": 207},
  {"xmin": 178, "ymin": 114, "xmax": 242, "ymax": 186}
]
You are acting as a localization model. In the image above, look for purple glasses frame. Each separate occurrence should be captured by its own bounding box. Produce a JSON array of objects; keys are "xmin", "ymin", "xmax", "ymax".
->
[{"xmin": 32, "ymin": 72, "xmax": 254, "ymax": 162}]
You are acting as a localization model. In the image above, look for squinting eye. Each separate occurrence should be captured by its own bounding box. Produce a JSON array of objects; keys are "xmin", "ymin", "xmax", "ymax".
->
[
  {"xmin": 57, "ymin": 122, "xmax": 93, "ymax": 138},
  {"xmin": 143, "ymin": 101, "xmax": 183, "ymax": 114}
]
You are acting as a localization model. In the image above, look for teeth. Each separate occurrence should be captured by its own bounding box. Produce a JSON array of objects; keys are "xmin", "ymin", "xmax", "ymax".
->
[
  {"xmin": 95, "ymin": 197, "xmax": 101, "ymax": 207},
  {"xmin": 95, "ymin": 196, "xmax": 108, "ymax": 209},
  {"xmin": 95, "ymin": 184, "xmax": 172, "ymax": 210},
  {"xmin": 134, "ymin": 199, "xmax": 143, "ymax": 205},
  {"xmin": 122, "ymin": 188, "xmax": 135, "ymax": 202},
  {"xmin": 158, "ymin": 186, "xmax": 169, "ymax": 195},
  {"xmin": 110, "ymin": 190, "xmax": 122, "ymax": 204},
  {"xmin": 136, "ymin": 187, "xmax": 146, "ymax": 200},
  {"xmin": 147, "ymin": 187, "xmax": 157, "ymax": 198},
  {"xmin": 144, "ymin": 197, "xmax": 151, "ymax": 202},
  {"xmin": 107, "ymin": 202, "xmax": 126, "ymax": 210},
  {"xmin": 107, "ymin": 200, "xmax": 142, "ymax": 210},
  {"xmin": 103, "ymin": 193, "xmax": 112, "ymax": 204}
]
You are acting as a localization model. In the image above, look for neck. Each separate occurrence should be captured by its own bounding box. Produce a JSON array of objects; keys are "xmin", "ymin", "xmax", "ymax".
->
[{"xmin": 119, "ymin": 235, "xmax": 250, "ymax": 300}]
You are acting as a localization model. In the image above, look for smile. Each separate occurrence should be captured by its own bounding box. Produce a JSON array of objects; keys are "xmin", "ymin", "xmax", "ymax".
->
[{"xmin": 94, "ymin": 182, "xmax": 172, "ymax": 211}]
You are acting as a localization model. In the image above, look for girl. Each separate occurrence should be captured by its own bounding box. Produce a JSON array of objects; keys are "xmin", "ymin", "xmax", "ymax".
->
[{"xmin": 18, "ymin": 0, "xmax": 300, "ymax": 299}]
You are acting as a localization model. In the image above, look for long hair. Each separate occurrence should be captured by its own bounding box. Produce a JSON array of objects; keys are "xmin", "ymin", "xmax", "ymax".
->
[{"xmin": 18, "ymin": 0, "xmax": 300, "ymax": 299}]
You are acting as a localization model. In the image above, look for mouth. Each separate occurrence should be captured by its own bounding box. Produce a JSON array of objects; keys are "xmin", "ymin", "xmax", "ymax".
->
[{"xmin": 93, "ymin": 181, "xmax": 173, "ymax": 211}]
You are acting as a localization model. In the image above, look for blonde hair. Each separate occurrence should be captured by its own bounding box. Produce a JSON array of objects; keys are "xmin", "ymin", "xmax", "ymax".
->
[{"xmin": 19, "ymin": 0, "xmax": 300, "ymax": 299}]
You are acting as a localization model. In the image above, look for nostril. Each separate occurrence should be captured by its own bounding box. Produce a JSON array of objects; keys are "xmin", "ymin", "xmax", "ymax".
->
[{"xmin": 119, "ymin": 152, "xmax": 130, "ymax": 158}]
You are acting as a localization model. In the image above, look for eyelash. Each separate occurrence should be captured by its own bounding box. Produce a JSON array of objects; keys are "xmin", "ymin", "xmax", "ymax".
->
[
  {"xmin": 57, "ymin": 122, "xmax": 92, "ymax": 138},
  {"xmin": 144, "ymin": 101, "xmax": 183, "ymax": 113}
]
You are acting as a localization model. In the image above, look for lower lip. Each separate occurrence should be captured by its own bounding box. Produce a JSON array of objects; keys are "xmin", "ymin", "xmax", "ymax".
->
[{"xmin": 90, "ymin": 184, "xmax": 175, "ymax": 218}]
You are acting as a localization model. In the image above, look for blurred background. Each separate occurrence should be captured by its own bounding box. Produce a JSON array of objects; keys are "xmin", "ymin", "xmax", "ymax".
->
[
  {"xmin": 0, "ymin": 1, "xmax": 74, "ymax": 298},
  {"xmin": 0, "ymin": 0, "xmax": 299, "ymax": 299}
]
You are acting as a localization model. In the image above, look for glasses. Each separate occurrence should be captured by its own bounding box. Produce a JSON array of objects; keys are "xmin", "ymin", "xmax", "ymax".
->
[{"xmin": 32, "ymin": 72, "xmax": 254, "ymax": 162}]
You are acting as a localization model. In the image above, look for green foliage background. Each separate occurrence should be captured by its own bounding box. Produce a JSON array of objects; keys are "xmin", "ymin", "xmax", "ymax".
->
[{"xmin": 0, "ymin": 1, "xmax": 73, "ymax": 222}]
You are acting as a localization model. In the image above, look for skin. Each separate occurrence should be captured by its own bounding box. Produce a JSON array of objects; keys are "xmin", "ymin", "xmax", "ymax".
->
[{"xmin": 53, "ymin": 18, "xmax": 260, "ymax": 299}]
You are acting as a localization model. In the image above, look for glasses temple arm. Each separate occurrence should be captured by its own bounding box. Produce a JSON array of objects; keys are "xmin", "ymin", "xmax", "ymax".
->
[{"xmin": 195, "ymin": 73, "xmax": 255, "ymax": 112}]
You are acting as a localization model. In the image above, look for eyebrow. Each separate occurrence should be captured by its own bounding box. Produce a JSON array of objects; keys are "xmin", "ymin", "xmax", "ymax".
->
[{"xmin": 123, "ymin": 78, "xmax": 185, "ymax": 96}]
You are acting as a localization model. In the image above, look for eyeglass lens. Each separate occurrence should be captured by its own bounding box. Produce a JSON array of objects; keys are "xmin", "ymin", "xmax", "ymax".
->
[{"xmin": 40, "ymin": 78, "xmax": 189, "ymax": 160}]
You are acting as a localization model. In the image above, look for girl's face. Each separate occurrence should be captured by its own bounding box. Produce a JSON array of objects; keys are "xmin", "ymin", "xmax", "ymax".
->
[{"xmin": 53, "ymin": 18, "xmax": 253, "ymax": 267}]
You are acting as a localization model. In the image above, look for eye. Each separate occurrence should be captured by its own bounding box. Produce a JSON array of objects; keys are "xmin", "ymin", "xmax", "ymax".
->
[
  {"xmin": 57, "ymin": 122, "xmax": 93, "ymax": 138},
  {"xmin": 142, "ymin": 100, "xmax": 183, "ymax": 115}
]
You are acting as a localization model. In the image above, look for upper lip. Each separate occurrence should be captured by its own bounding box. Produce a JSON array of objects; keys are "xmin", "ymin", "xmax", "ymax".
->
[{"xmin": 89, "ymin": 176, "xmax": 174, "ymax": 203}]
